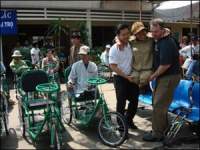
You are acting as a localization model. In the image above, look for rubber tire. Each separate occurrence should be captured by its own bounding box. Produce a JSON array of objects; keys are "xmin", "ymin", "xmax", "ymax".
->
[
  {"xmin": 18, "ymin": 104, "xmax": 26, "ymax": 137},
  {"xmin": 1, "ymin": 93, "xmax": 9, "ymax": 135},
  {"xmin": 61, "ymin": 92, "xmax": 72, "ymax": 125},
  {"xmin": 98, "ymin": 112, "xmax": 128, "ymax": 147},
  {"xmin": 3, "ymin": 113, "xmax": 9, "ymax": 135},
  {"xmin": 51, "ymin": 124, "xmax": 61, "ymax": 150},
  {"xmin": 163, "ymin": 120, "xmax": 181, "ymax": 146}
]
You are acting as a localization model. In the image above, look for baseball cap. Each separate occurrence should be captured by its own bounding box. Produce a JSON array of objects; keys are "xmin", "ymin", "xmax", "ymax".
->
[
  {"xmin": 105, "ymin": 44, "xmax": 111, "ymax": 49},
  {"xmin": 78, "ymin": 45, "xmax": 90, "ymax": 55}
]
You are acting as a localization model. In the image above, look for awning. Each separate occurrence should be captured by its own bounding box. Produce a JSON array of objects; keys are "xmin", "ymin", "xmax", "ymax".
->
[{"xmin": 154, "ymin": 1, "xmax": 199, "ymax": 23}]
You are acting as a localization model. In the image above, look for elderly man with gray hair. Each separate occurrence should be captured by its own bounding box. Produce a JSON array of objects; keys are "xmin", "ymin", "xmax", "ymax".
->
[
  {"xmin": 68, "ymin": 45, "xmax": 98, "ymax": 96},
  {"xmin": 143, "ymin": 18, "xmax": 181, "ymax": 142}
]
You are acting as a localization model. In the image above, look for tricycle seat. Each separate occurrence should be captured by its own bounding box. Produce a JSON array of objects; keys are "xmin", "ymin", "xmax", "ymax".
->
[
  {"xmin": 28, "ymin": 98, "xmax": 54, "ymax": 109},
  {"xmin": 74, "ymin": 90, "xmax": 98, "ymax": 102}
]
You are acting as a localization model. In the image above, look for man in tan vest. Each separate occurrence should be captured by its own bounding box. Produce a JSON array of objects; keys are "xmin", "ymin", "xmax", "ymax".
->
[
  {"xmin": 129, "ymin": 22, "xmax": 154, "ymax": 88},
  {"xmin": 69, "ymin": 32, "xmax": 83, "ymax": 65}
]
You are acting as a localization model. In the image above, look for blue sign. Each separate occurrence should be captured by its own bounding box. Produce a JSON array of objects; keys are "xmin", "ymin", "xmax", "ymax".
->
[{"xmin": 0, "ymin": 10, "xmax": 17, "ymax": 35}]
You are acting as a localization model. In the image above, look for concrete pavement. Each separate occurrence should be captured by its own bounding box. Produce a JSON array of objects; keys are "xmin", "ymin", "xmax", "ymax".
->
[{"xmin": 0, "ymin": 83, "xmax": 199, "ymax": 149}]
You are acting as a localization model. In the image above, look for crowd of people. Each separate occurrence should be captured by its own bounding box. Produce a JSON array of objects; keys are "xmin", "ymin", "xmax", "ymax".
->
[
  {"xmin": 2, "ymin": 17, "xmax": 199, "ymax": 143},
  {"xmin": 179, "ymin": 35, "xmax": 200, "ymax": 80}
]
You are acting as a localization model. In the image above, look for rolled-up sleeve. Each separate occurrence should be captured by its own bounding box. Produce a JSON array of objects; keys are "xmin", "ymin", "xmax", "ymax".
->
[{"xmin": 109, "ymin": 46, "xmax": 118, "ymax": 65}]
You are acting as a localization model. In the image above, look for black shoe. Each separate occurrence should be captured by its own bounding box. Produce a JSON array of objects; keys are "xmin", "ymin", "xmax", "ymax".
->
[
  {"xmin": 127, "ymin": 122, "xmax": 138, "ymax": 129},
  {"xmin": 143, "ymin": 131, "xmax": 163, "ymax": 142}
]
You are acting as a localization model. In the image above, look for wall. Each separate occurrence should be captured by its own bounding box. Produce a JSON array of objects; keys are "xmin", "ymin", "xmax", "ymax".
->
[
  {"xmin": 2, "ymin": 0, "xmax": 156, "ymax": 12},
  {"xmin": 102, "ymin": 0, "xmax": 153, "ymax": 11},
  {"xmin": 165, "ymin": 23, "xmax": 200, "ymax": 41},
  {"xmin": 1, "ymin": 1, "xmax": 101, "ymax": 9}
]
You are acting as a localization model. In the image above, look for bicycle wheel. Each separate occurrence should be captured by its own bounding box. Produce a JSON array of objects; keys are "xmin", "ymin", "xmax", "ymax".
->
[
  {"xmin": 98, "ymin": 112, "xmax": 128, "ymax": 147},
  {"xmin": 51, "ymin": 124, "xmax": 61, "ymax": 150},
  {"xmin": 18, "ymin": 103, "xmax": 26, "ymax": 137},
  {"xmin": 163, "ymin": 117, "xmax": 183, "ymax": 146},
  {"xmin": 1, "ymin": 93, "xmax": 9, "ymax": 135},
  {"xmin": 60, "ymin": 91, "xmax": 72, "ymax": 125}
]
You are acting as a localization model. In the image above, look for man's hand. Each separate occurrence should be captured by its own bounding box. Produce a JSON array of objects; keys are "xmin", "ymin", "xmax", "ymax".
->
[
  {"xmin": 67, "ymin": 82, "xmax": 74, "ymax": 90},
  {"xmin": 149, "ymin": 65, "xmax": 171, "ymax": 81},
  {"xmin": 126, "ymin": 75, "xmax": 133, "ymax": 82},
  {"xmin": 149, "ymin": 74, "xmax": 157, "ymax": 81},
  {"xmin": 115, "ymin": 36, "xmax": 123, "ymax": 50}
]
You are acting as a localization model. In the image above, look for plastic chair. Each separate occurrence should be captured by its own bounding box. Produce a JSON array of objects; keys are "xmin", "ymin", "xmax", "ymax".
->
[
  {"xmin": 138, "ymin": 80, "xmax": 156, "ymax": 105},
  {"xmin": 139, "ymin": 93, "xmax": 152, "ymax": 105},
  {"xmin": 169, "ymin": 80, "xmax": 193, "ymax": 112},
  {"xmin": 187, "ymin": 82, "xmax": 200, "ymax": 122}
]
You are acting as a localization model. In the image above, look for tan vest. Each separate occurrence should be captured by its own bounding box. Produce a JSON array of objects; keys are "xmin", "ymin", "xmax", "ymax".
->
[
  {"xmin": 69, "ymin": 44, "xmax": 83, "ymax": 65},
  {"xmin": 130, "ymin": 38, "xmax": 153, "ymax": 87}
]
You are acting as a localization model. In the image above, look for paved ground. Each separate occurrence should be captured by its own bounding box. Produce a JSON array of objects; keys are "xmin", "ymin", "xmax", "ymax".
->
[{"xmin": 1, "ymin": 83, "xmax": 199, "ymax": 149}]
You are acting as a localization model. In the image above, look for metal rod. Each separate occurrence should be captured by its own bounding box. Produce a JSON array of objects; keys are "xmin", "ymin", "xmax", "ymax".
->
[
  {"xmin": 139, "ymin": 0, "xmax": 142, "ymax": 21},
  {"xmin": 190, "ymin": 0, "xmax": 193, "ymax": 57},
  {"xmin": 190, "ymin": 0, "xmax": 193, "ymax": 34}
]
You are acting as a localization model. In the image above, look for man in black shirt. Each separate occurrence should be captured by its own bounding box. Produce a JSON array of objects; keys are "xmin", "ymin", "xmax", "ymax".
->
[{"xmin": 143, "ymin": 18, "xmax": 181, "ymax": 142}]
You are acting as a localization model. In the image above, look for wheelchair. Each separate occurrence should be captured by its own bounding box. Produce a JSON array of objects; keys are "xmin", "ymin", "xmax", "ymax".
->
[
  {"xmin": 13, "ymin": 66, "xmax": 31, "ymax": 100},
  {"xmin": 17, "ymin": 70, "xmax": 65, "ymax": 149},
  {"xmin": 61, "ymin": 67, "xmax": 128, "ymax": 147}
]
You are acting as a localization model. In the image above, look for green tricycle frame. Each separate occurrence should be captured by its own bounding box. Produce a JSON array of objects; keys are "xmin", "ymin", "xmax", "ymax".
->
[
  {"xmin": 17, "ymin": 70, "xmax": 65, "ymax": 149},
  {"xmin": 61, "ymin": 72, "xmax": 128, "ymax": 147}
]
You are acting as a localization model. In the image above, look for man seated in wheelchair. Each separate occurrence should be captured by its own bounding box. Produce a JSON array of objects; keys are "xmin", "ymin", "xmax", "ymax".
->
[
  {"xmin": 67, "ymin": 45, "xmax": 98, "ymax": 100},
  {"xmin": 41, "ymin": 48, "xmax": 60, "ymax": 83},
  {"xmin": 9, "ymin": 50, "xmax": 29, "ymax": 76}
]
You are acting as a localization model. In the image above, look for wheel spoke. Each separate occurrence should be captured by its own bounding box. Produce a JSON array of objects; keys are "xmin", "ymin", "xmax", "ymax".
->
[{"xmin": 98, "ymin": 112, "xmax": 128, "ymax": 146}]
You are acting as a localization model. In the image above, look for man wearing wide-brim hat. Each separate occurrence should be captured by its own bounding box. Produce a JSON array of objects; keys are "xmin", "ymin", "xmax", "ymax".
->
[
  {"xmin": 116, "ymin": 21, "xmax": 171, "ymax": 88},
  {"xmin": 9, "ymin": 50, "xmax": 28, "ymax": 75},
  {"xmin": 129, "ymin": 21, "xmax": 154, "ymax": 88}
]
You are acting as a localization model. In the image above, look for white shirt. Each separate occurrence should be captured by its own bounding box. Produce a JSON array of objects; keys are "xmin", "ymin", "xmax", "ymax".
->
[
  {"xmin": 68, "ymin": 60, "xmax": 98, "ymax": 94},
  {"xmin": 179, "ymin": 44, "xmax": 199, "ymax": 58},
  {"xmin": 30, "ymin": 47, "xmax": 40, "ymax": 64},
  {"xmin": 109, "ymin": 43, "xmax": 133, "ymax": 75},
  {"xmin": 100, "ymin": 51, "xmax": 109, "ymax": 66},
  {"xmin": 182, "ymin": 57, "xmax": 193, "ymax": 70}
]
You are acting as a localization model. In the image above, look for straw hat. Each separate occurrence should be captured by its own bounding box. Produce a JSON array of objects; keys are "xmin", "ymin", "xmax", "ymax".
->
[
  {"xmin": 78, "ymin": 45, "xmax": 90, "ymax": 55},
  {"xmin": 131, "ymin": 21, "xmax": 146, "ymax": 35},
  {"xmin": 12, "ymin": 50, "xmax": 22, "ymax": 57}
]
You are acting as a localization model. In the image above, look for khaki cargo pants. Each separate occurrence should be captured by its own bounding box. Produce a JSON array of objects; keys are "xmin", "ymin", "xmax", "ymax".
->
[{"xmin": 152, "ymin": 74, "xmax": 181, "ymax": 138}]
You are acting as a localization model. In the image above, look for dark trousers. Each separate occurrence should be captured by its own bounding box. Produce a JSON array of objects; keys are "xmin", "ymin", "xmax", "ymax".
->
[{"xmin": 113, "ymin": 75, "xmax": 139, "ymax": 123}]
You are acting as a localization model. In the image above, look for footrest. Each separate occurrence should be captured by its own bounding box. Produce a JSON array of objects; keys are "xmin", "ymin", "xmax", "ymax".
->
[{"xmin": 28, "ymin": 99, "xmax": 54, "ymax": 108}]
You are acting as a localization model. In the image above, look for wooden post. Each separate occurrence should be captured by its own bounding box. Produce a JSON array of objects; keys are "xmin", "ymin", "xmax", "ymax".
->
[{"xmin": 86, "ymin": 9, "xmax": 92, "ymax": 47}]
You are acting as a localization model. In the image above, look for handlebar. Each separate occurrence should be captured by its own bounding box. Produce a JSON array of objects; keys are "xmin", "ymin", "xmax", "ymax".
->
[
  {"xmin": 36, "ymin": 83, "xmax": 59, "ymax": 93},
  {"xmin": 87, "ymin": 77, "xmax": 107, "ymax": 85}
]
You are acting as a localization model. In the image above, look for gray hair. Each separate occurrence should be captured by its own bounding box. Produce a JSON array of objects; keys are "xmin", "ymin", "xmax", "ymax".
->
[{"xmin": 150, "ymin": 18, "xmax": 165, "ymax": 29}]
